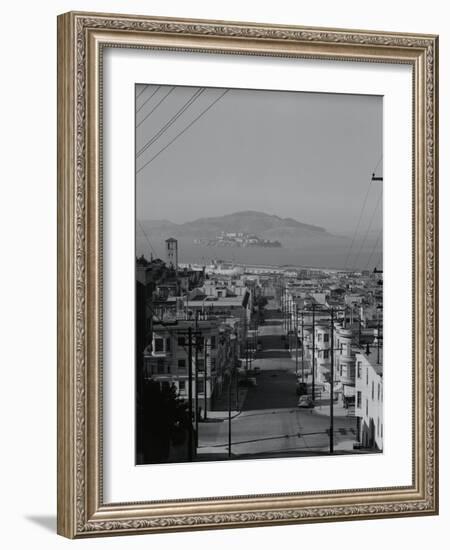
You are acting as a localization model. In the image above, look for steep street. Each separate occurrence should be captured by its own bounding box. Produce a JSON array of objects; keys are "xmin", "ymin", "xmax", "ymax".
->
[{"xmin": 197, "ymin": 306, "xmax": 357, "ymax": 460}]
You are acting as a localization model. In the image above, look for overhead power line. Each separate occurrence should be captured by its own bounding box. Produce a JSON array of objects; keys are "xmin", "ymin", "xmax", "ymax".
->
[
  {"xmin": 136, "ymin": 87, "xmax": 175, "ymax": 128},
  {"xmin": 138, "ymin": 220, "xmax": 158, "ymax": 259},
  {"xmin": 363, "ymin": 228, "xmax": 382, "ymax": 271},
  {"xmin": 136, "ymin": 86, "xmax": 161, "ymax": 114},
  {"xmin": 136, "ymin": 85, "xmax": 149, "ymax": 101},
  {"xmin": 137, "ymin": 89, "xmax": 229, "ymax": 175},
  {"xmin": 351, "ymin": 191, "xmax": 382, "ymax": 270},
  {"xmin": 137, "ymin": 88, "xmax": 205, "ymax": 158},
  {"xmin": 343, "ymin": 155, "xmax": 383, "ymax": 270}
]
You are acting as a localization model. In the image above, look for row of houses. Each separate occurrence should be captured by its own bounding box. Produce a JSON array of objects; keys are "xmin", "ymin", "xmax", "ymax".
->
[
  {"xmin": 281, "ymin": 273, "xmax": 383, "ymax": 451},
  {"xmin": 137, "ymin": 239, "xmax": 256, "ymax": 417}
]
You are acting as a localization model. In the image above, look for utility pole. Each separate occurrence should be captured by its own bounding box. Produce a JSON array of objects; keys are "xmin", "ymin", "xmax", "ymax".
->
[
  {"xmin": 228, "ymin": 365, "xmax": 232, "ymax": 459},
  {"xmin": 187, "ymin": 327, "xmax": 193, "ymax": 461},
  {"xmin": 286, "ymin": 298, "xmax": 291, "ymax": 344},
  {"xmin": 358, "ymin": 306, "xmax": 362, "ymax": 346},
  {"xmin": 312, "ymin": 303, "xmax": 316, "ymax": 401},
  {"xmin": 295, "ymin": 304, "xmax": 299, "ymax": 375},
  {"xmin": 289, "ymin": 300, "xmax": 292, "ymax": 343},
  {"xmin": 290, "ymin": 301, "xmax": 293, "ymax": 352},
  {"xmin": 194, "ymin": 313, "xmax": 199, "ymax": 446},
  {"xmin": 236, "ymin": 361, "xmax": 239, "ymax": 410},
  {"xmin": 330, "ymin": 308, "xmax": 335, "ymax": 454},
  {"xmin": 204, "ymin": 340, "xmax": 208, "ymax": 420},
  {"xmin": 377, "ymin": 312, "xmax": 382, "ymax": 365},
  {"xmin": 301, "ymin": 311, "xmax": 305, "ymax": 383},
  {"xmin": 246, "ymin": 341, "xmax": 249, "ymax": 371}
]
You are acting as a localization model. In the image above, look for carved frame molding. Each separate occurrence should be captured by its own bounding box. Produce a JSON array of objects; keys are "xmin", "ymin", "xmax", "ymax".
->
[{"xmin": 57, "ymin": 12, "xmax": 438, "ymax": 538}]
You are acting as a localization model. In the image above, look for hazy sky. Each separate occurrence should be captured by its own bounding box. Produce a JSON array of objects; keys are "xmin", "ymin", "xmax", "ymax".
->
[{"xmin": 135, "ymin": 84, "xmax": 382, "ymax": 236}]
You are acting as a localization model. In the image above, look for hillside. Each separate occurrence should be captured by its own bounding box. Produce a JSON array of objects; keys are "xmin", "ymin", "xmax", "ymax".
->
[{"xmin": 139, "ymin": 210, "xmax": 332, "ymax": 244}]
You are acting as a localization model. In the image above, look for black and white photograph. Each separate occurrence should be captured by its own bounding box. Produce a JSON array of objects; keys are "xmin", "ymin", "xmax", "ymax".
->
[{"xmin": 135, "ymin": 84, "xmax": 383, "ymax": 465}]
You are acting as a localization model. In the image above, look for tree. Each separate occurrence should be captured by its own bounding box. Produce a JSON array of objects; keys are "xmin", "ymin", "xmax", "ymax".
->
[{"xmin": 139, "ymin": 380, "xmax": 191, "ymax": 463}]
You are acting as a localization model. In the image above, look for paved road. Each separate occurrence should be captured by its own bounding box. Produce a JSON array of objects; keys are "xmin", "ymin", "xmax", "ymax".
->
[{"xmin": 197, "ymin": 308, "xmax": 357, "ymax": 459}]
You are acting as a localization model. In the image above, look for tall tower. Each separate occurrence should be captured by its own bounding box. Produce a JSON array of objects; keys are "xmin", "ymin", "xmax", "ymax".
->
[{"xmin": 165, "ymin": 237, "xmax": 178, "ymax": 270}]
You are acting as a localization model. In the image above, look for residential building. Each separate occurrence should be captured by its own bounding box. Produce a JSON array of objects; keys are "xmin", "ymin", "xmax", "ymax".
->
[
  {"xmin": 143, "ymin": 319, "xmax": 237, "ymax": 412},
  {"xmin": 334, "ymin": 322, "xmax": 356, "ymax": 406},
  {"xmin": 355, "ymin": 345, "xmax": 383, "ymax": 450}
]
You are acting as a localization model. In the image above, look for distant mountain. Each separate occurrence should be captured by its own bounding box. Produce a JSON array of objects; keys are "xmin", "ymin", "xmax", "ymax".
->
[
  {"xmin": 140, "ymin": 219, "xmax": 177, "ymax": 230},
  {"xmin": 182, "ymin": 211, "xmax": 326, "ymax": 235},
  {"xmin": 136, "ymin": 211, "xmax": 350, "ymax": 264},
  {"xmin": 139, "ymin": 211, "xmax": 330, "ymax": 241}
]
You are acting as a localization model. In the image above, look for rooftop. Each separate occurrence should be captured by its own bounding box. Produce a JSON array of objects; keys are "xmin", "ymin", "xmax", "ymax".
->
[{"xmin": 152, "ymin": 319, "xmax": 222, "ymax": 332}]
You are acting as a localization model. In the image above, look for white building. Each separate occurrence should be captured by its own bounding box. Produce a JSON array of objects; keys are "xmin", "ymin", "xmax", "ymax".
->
[{"xmin": 355, "ymin": 347, "xmax": 383, "ymax": 450}]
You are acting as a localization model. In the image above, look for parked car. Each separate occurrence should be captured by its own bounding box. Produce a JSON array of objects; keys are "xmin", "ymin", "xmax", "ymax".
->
[{"xmin": 297, "ymin": 395, "xmax": 315, "ymax": 408}]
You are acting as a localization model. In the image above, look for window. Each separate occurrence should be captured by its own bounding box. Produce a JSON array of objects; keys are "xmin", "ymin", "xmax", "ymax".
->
[
  {"xmin": 178, "ymin": 359, "xmax": 186, "ymax": 370},
  {"xmin": 357, "ymin": 361, "xmax": 362, "ymax": 378},
  {"xmin": 166, "ymin": 337, "xmax": 171, "ymax": 352},
  {"xmin": 177, "ymin": 336, "xmax": 186, "ymax": 347},
  {"xmin": 371, "ymin": 381, "xmax": 375, "ymax": 400},
  {"xmin": 154, "ymin": 338, "xmax": 164, "ymax": 352},
  {"xmin": 324, "ymin": 333, "xmax": 329, "ymax": 343},
  {"xmin": 196, "ymin": 358, "xmax": 205, "ymax": 371},
  {"xmin": 157, "ymin": 358, "xmax": 164, "ymax": 374},
  {"xmin": 178, "ymin": 380, "xmax": 186, "ymax": 393},
  {"xmin": 211, "ymin": 336, "xmax": 216, "ymax": 349},
  {"xmin": 323, "ymin": 349, "xmax": 329, "ymax": 359},
  {"xmin": 197, "ymin": 380, "xmax": 205, "ymax": 393},
  {"xmin": 366, "ymin": 366, "xmax": 369, "ymax": 385},
  {"xmin": 317, "ymin": 333, "xmax": 322, "ymax": 342},
  {"xmin": 210, "ymin": 358, "xmax": 216, "ymax": 370},
  {"xmin": 357, "ymin": 391, "xmax": 362, "ymax": 408}
]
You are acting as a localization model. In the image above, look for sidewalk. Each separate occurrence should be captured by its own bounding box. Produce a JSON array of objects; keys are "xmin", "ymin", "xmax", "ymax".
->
[
  {"xmin": 205, "ymin": 408, "xmax": 242, "ymax": 421},
  {"xmin": 312, "ymin": 391, "xmax": 356, "ymax": 418},
  {"xmin": 295, "ymin": 371, "xmax": 355, "ymax": 418}
]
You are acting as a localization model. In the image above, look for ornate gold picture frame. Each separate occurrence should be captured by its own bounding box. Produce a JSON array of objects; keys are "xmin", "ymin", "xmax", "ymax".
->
[{"xmin": 57, "ymin": 11, "xmax": 438, "ymax": 538}]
